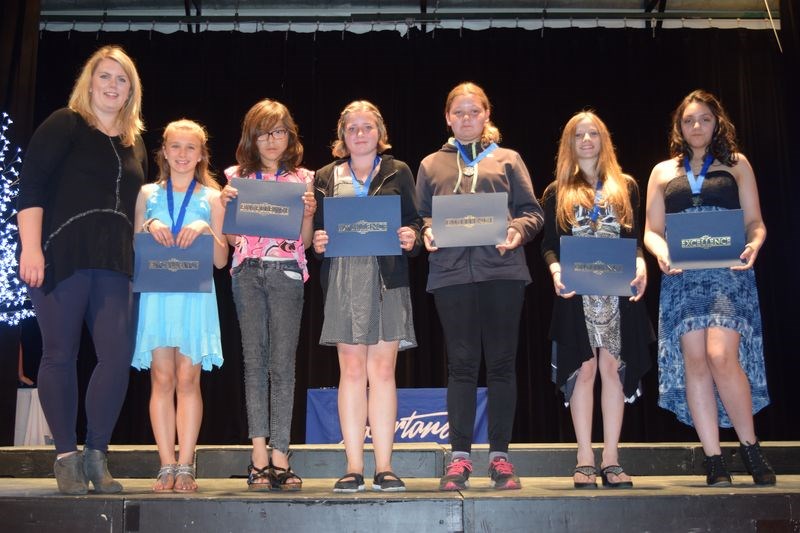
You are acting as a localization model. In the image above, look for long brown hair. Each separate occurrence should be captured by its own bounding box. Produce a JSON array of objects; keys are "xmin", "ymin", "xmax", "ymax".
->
[
  {"xmin": 444, "ymin": 82, "xmax": 501, "ymax": 146},
  {"xmin": 236, "ymin": 99, "xmax": 304, "ymax": 176},
  {"xmin": 154, "ymin": 119, "xmax": 218, "ymax": 190},
  {"xmin": 669, "ymin": 89, "xmax": 739, "ymax": 166},
  {"xmin": 551, "ymin": 111, "xmax": 634, "ymax": 231},
  {"xmin": 68, "ymin": 45, "xmax": 144, "ymax": 147}
]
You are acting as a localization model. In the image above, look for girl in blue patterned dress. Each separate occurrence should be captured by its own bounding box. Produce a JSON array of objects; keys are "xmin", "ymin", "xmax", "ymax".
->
[
  {"xmin": 644, "ymin": 90, "xmax": 775, "ymax": 486},
  {"xmin": 132, "ymin": 120, "xmax": 228, "ymax": 492}
]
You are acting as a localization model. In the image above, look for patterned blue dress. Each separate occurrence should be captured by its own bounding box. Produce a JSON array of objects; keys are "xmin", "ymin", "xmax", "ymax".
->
[
  {"xmin": 657, "ymin": 170, "xmax": 768, "ymax": 427},
  {"xmin": 132, "ymin": 184, "xmax": 223, "ymax": 371}
]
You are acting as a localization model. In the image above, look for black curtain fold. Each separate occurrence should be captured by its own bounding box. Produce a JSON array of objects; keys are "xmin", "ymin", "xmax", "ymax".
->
[{"xmin": 3, "ymin": 20, "xmax": 798, "ymax": 447}]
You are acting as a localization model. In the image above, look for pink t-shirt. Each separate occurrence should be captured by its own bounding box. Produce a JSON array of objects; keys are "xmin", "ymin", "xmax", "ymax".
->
[{"xmin": 224, "ymin": 165, "xmax": 314, "ymax": 281}]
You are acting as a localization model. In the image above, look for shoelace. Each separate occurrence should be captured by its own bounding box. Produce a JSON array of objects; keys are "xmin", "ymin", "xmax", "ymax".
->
[
  {"xmin": 490, "ymin": 459, "xmax": 515, "ymax": 475},
  {"xmin": 742, "ymin": 444, "xmax": 771, "ymax": 472},
  {"xmin": 446, "ymin": 459, "xmax": 473, "ymax": 476}
]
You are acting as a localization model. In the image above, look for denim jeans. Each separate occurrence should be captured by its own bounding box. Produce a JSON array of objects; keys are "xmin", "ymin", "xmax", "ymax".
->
[{"xmin": 231, "ymin": 259, "xmax": 304, "ymax": 454}]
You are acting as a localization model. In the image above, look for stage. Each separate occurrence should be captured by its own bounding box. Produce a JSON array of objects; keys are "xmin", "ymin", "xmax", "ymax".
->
[{"xmin": 1, "ymin": 443, "xmax": 799, "ymax": 532}]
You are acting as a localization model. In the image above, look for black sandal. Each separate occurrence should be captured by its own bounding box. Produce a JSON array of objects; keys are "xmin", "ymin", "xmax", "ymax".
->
[
  {"xmin": 269, "ymin": 460, "xmax": 303, "ymax": 491},
  {"xmin": 247, "ymin": 463, "xmax": 272, "ymax": 492},
  {"xmin": 333, "ymin": 472, "xmax": 365, "ymax": 493},
  {"xmin": 573, "ymin": 465, "xmax": 598, "ymax": 489},
  {"xmin": 373, "ymin": 471, "xmax": 406, "ymax": 492},
  {"xmin": 600, "ymin": 465, "xmax": 633, "ymax": 488}
]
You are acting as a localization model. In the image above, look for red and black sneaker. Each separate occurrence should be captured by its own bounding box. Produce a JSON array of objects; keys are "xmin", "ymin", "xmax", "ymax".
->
[
  {"xmin": 439, "ymin": 457, "xmax": 473, "ymax": 491},
  {"xmin": 488, "ymin": 457, "xmax": 521, "ymax": 490}
]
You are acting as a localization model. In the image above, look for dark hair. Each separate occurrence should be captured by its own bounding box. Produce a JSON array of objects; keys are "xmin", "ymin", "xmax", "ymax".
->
[{"xmin": 668, "ymin": 89, "xmax": 739, "ymax": 166}]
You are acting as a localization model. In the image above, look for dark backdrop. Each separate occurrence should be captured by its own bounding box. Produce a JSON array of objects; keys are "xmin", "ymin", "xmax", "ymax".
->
[{"xmin": 2, "ymin": 4, "xmax": 799, "ymax": 447}]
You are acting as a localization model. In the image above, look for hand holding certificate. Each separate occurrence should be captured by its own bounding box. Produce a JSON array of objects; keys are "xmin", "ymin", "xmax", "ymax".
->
[
  {"xmin": 321, "ymin": 196, "xmax": 401, "ymax": 257},
  {"xmin": 665, "ymin": 209, "xmax": 745, "ymax": 270},
  {"xmin": 559, "ymin": 236, "xmax": 637, "ymax": 296},
  {"xmin": 222, "ymin": 177, "xmax": 306, "ymax": 239},
  {"xmin": 133, "ymin": 233, "xmax": 214, "ymax": 293},
  {"xmin": 431, "ymin": 192, "xmax": 508, "ymax": 248}
]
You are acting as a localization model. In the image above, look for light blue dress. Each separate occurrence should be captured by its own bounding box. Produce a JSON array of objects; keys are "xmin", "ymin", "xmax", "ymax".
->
[{"xmin": 132, "ymin": 184, "xmax": 223, "ymax": 371}]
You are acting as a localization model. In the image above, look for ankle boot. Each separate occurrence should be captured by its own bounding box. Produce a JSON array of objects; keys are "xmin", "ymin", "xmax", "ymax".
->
[
  {"xmin": 739, "ymin": 441, "xmax": 776, "ymax": 486},
  {"xmin": 54, "ymin": 452, "xmax": 88, "ymax": 495},
  {"xmin": 83, "ymin": 448, "xmax": 123, "ymax": 493},
  {"xmin": 703, "ymin": 454, "xmax": 732, "ymax": 487}
]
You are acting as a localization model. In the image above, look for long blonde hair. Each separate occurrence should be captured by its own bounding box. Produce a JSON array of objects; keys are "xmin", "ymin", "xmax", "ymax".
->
[
  {"xmin": 444, "ymin": 82, "xmax": 501, "ymax": 146},
  {"xmin": 154, "ymin": 119, "xmax": 219, "ymax": 190},
  {"xmin": 331, "ymin": 100, "xmax": 392, "ymax": 158},
  {"xmin": 68, "ymin": 45, "xmax": 144, "ymax": 147},
  {"xmin": 553, "ymin": 111, "xmax": 633, "ymax": 231}
]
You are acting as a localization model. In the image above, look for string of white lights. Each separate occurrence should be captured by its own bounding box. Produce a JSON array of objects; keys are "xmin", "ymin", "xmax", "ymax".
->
[{"xmin": 0, "ymin": 112, "xmax": 35, "ymax": 326}]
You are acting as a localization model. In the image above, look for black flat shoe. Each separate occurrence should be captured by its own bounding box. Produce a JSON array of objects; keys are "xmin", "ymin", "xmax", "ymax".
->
[{"xmin": 600, "ymin": 465, "xmax": 633, "ymax": 488}]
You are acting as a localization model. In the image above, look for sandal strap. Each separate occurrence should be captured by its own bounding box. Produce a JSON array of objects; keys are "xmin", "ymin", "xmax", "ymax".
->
[
  {"xmin": 574, "ymin": 465, "xmax": 597, "ymax": 477},
  {"xmin": 336, "ymin": 472, "xmax": 364, "ymax": 484},
  {"xmin": 271, "ymin": 463, "xmax": 303, "ymax": 483},
  {"xmin": 157, "ymin": 464, "xmax": 177, "ymax": 478},
  {"xmin": 601, "ymin": 465, "xmax": 625, "ymax": 476},
  {"xmin": 374, "ymin": 471, "xmax": 400, "ymax": 484},
  {"xmin": 247, "ymin": 463, "xmax": 270, "ymax": 484},
  {"xmin": 175, "ymin": 464, "xmax": 196, "ymax": 479}
]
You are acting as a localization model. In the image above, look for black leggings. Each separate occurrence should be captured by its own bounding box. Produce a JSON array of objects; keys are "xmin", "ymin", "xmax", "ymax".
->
[
  {"xmin": 433, "ymin": 280, "xmax": 525, "ymax": 454},
  {"xmin": 30, "ymin": 269, "xmax": 133, "ymax": 454}
]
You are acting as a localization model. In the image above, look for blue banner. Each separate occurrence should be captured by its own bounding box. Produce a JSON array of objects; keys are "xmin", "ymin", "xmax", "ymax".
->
[{"xmin": 306, "ymin": 387, "xmax": 488, "ymax": 444}]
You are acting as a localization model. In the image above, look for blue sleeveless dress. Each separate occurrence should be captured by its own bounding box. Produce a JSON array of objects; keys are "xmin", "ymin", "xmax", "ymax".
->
[
  {"xmin": 132, "ymin": 184, "xmax": 223, "ymax": 371},
  {"xmin": 657, "ymin": 170, "xmax": 768, "ymax": 427}
]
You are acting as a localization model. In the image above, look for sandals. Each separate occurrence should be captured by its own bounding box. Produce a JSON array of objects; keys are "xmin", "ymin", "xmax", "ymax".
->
[
  {"xmin": 373, "ymin": 471, "xmax": 406, "ymax": 492},
  {"xmin": 174, "ymin": 464, "xmax": 198, "ymax": 493},
  {"xmin": 333, "ymin": 473, "xmax": 365, "ymax": 493},
  {"xmin": 573, "ymin": 465, "xmax": 598, "ymax": 489},
  {"xmin": 600, "ymin": 465, "xmax": 633, "ymax": 488},
  {"xmin": 269, "ymin": 460, "xmax": 303, "ymax": 491},
  {"xmin": 153, "ymin": 464, "xmax": 176, "ymax": 493},
  {"xmin": 247, "ymin": 463, "xmax": 272, "ymax": 492}
]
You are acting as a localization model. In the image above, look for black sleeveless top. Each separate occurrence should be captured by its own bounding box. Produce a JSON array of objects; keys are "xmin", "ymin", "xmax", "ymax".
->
[{"xmin": 664, "ymin": 169, "xmax": 740, "ymax": 213}]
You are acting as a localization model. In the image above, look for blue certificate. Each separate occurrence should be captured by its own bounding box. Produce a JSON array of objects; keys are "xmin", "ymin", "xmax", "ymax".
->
[
  {"xmin": 133, "ymin": 233, "xmax": 214, "ymax": 293},
  {"xmin": 431, "ymin": 192, "xmax": 508, "ymax": 248},
  {"xmin": 222, "ymin": 178, "xmax": 306, "ymax": 239},
  {"xmin": 323, "ymin": 196, "xmax": 401, "ymax": 257},
  {"xmin": 560, "ymin": 236, "xmax": 637, "ymax": 296},
  {"xmin": 666, "ymin": 209, "xmax": 745, "ymax": 270}
]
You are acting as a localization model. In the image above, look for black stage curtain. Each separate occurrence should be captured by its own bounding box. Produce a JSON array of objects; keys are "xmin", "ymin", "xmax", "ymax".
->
[{"xmin": 5, "ymin": 19, "xmax": 800, "ymax": 447}]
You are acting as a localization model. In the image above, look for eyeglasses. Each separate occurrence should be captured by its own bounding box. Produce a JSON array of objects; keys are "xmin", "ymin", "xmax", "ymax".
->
[{"xmin": 256, "ymin": 128, "xmax": 289, "ymax": 142}]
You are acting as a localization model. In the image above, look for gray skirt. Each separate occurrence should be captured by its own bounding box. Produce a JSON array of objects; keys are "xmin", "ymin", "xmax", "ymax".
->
[{"xmin": 320, "ymin": 256, "xmax": 417, "ymax": 350}]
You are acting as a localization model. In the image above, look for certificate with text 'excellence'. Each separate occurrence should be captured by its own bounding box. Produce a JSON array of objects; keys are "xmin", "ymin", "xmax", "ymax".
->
[
  {"xmin": 222, "ymin": 178, "xmax": 306, "ymax": 239},
  {"xmin": 133, "ymin": 233, "xmax": 213, "ymax": 293},
  {"xmin": 431, "ymin": 192, "xmax": 508, "ymax": 248},
  {"xmin": 559, "ymin": 236, "xmax": 637, "ymax": 297},
  {"xmin": 323, "ymin": 196, "xmax": 401, "ymax": 257},
  {"xmin": 666, "ymin": 209, "xmax": 745, "ymax": 270}
]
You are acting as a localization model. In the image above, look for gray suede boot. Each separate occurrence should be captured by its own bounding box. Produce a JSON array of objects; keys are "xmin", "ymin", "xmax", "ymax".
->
[
  {"xmin": 83, "ymin": 448, "xmax": 123, "ymax": 493},
  {"xmin": 54, "ymin": 452, "xmax": 88, "ymax": 495}
]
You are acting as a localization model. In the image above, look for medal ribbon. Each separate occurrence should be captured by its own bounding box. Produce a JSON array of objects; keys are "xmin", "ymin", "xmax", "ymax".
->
[
  {"xmin": 166, "ymin": 178, "xmax": 197, "ymax": 235},
  {"xmin": 588, "ymin": 179, "xmax": 603, "ymax": 228},
  {"xmin": 348, "ymin": 156, "xmax": 381, "ymax": 197},
  {"xmin": 683, "ymin": 153, "xmax": 714, "ymax": 196},
  {"xmin": 255, "ymin": 165, "xmax": 285, "ymax": 181},
  {"xmin": 453, "ymin": 140, "xmax": 498, "ymax": 193}
]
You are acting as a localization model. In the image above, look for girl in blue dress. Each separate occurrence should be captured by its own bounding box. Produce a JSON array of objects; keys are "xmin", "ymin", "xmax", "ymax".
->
[
  {"xmin": 132, "ymin": 119, "xmax": 228, "ymax": 492},
  {"xmin": 644, "ymin": 90, "xmax": 774, "ymax": 487}
]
